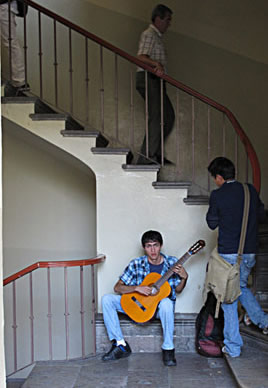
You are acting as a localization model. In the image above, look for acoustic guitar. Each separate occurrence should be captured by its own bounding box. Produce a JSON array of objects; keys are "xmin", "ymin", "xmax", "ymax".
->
[{"xmin": 120, "ymin": 240, "xmax": 205, "ymax": 323}]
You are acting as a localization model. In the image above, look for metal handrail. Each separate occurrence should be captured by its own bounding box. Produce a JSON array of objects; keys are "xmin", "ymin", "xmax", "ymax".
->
[
  {"xmin": 12, "ymin": 0, "xmax": 261, "ymax": 191},
  {"xmin": 3, "ymin": 255, "xmax": 105, "ymax": 286},
  {"xmin": 3, "ymin": 254, "xmax": 106, "ymax": 376}
]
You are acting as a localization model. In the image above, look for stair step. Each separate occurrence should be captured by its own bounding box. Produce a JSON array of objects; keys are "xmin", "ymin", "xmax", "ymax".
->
[
  {"xmin": 61, "ymin": 130, "xmax": 109, "ymax": 148},
  {"xmin": 122, "ymin": 163, "xmax": 160, "ymax": 172},
  {"xmin": 29, "ymin": 113, "xmax": 67, "ymax": 121},
  {"xmin": 91, "ymin": 147, "xmax": 130, "ymax": 155},
  {"xmin": 152, "ymin": 181, "xmax": 191, "ymax": 189},
  {"xmin": 96, "ymin": 313, "xmax": 197, "ymax": 353},
  {"xmin": 1, "ymin": 96, "xmax": 37, "ymax": 104},
  {"xmin": 183, "ymin": 195, "xmax": 209, "ymax": 205}
]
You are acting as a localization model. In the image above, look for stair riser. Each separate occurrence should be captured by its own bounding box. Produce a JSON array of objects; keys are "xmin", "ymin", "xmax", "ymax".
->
[{"xmin": 96, "ymin": 317, "xmax": 196, "ymax": 354}]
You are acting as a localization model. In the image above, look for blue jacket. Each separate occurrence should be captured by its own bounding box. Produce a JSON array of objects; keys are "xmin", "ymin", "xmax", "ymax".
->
[{"xmin": 206, "ymin": 181, "xmax": 265, "ymax": 254}]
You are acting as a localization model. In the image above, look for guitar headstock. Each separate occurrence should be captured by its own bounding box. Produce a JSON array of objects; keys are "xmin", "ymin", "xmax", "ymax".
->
[{"xmin": 188, "ymin": 240, "xmax": 206, "ymax": 255}]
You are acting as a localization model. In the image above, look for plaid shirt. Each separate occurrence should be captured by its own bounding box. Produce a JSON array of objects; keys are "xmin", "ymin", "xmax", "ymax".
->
[
  {"xmin": 120, "ymin": 253, "xmax": 181, "ymax": 301},
  {"xmin": 137, "ymin": 24, "xmax": 167, "ymax": 72}
]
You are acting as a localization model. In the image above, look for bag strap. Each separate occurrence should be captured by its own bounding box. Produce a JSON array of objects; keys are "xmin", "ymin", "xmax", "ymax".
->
[{"xmin": 237, "ymin": 183, "xmax": 250, "ymax": 264}]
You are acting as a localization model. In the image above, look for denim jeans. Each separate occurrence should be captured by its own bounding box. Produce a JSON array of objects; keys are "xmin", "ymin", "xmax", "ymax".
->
[
  {"xmin": 102, "ymin": 294, "xmax": 175, "ymax": 350},
  {"xmin": 221, "ymin": 253, "xmax": 268, "ymax": 357}
]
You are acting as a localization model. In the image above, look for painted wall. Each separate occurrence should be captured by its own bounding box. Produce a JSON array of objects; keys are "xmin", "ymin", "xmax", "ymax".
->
[
  {"xmin": 3, "ymin": 120, "xmax": 97, "ymax": 276},
  {"xmin": 0, "ymin": 86, "xmax": 6, "ymax": 387},
  {"xmin": 2, "ymin": 118, "xmax": 97, "ymax": 376}
]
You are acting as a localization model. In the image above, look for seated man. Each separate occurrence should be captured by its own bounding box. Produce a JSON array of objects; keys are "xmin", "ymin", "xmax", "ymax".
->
[{"xmin": 101, "ymin": 230, "xmax": 188, "ymax": 366}]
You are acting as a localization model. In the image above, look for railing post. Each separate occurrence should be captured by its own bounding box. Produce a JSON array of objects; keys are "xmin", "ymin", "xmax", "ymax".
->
[
  {"xmin": 114, "ymin": 54, "xmax": 119, "ymax": 141},
  {"xmin": 129, "ymin": 70, "xmax": 135, "ymax": 148},
  {"xmin": 91, "ymin": 265, "xmax": 96, "ymax": 354},
  {"xmin": 64, "ymin": 267, "xmax": 70, "ymax": 360},
  {"xmin": 80, "ymin": 266, "xmax": 85, "ymax": 358},
  {"xmin": 8, "ymin": 0, "xmax": 12, "ymax": 81},
  {"xmin": 68, "ymin": 28, "xmax": 74, "ymax": 115},
  {"xmin": 175, "ymin": 89, "xmax": 180, "ymax": 174},
  {"xmin": 85, "ymin": 37, "xmax": 90, "ymax": 125},
  {"xmin": 23, "ymin": 1, "xmax": 28, "ymax": 87},
  {"xmin": 222, "ymin": 113, "xmax": 226, "ymax": 156},
  {"xmin": 38, "ymin": 11, "xmax": 43, "ymax": 99},
  {"xmin": 100, "ymin": 46, "xmax": 105, "ymax": 133},
  {"xmin": 191, "ymin": 97, "xmax": 195, "ymax": 183},
  {"xmin": 207, "ymin": 105, "xmax": 211, "ymax": 192},
  {"xmin": 12, "ymin": 281, "xmax": 17, "ymax": 373},
  {"xmin": 53, "ymin": 20, "xmax": 58, "ymax": 107},
  {"xmin": 47, "ymin": 268, "xmax": 53, "ymax": 360},
  {"xmin": 29, "ymin": 273, "xmax": 34, "ymax": 364},
  {"xmin": 145, "ymin": 71, "xmax": 149, "ymax": 158},
  {"xmin": 160, "ymin": 78, "xmax": 164, "ymax": 166}
]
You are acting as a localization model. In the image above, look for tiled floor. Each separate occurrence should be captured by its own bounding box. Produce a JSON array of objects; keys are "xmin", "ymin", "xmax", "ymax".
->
[{"xmin": 7, "ymin": 353, "xmax": 237, "ymax": 388}]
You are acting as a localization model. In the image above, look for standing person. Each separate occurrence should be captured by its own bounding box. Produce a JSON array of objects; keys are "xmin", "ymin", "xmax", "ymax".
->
[
  {"xmin": 206, "ymin": 156, "xmax": 268, "ymax": 358},
  {"xmin": 0, "ymin": 0, "xmax": 27, "ymax": 94},
  {"xmin": 101, "ymin": 230, "xmax": 188, "ymax": 366},
  {"xmin": 136, "ymin": 4, "xmax": 175, "ymax": 165}
]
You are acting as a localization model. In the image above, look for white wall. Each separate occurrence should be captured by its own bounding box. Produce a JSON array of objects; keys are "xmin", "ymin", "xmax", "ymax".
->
[
  {"xmin": 0, "ymin": 84, "xmax": 6, "ymax": 387},
  {"xmin": 2, "ymin": 118, "xmax": 97, "ymax": 376},
  {"xmin": 3, "ymin": 119, "xmax": 97, "ymax": 276}
]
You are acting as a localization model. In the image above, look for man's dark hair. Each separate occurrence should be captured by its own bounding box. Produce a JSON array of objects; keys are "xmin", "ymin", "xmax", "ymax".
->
[
  {"xmin": 141, "ymin": 230, "xmax": 163, "ymax": 247},
  {"xmin": 151, "ymin": 4, "xmax": 173, "ymax": 22},
  {"xmin": 208, "ymin": 157, "xmax": 236, "ymax": 180}
]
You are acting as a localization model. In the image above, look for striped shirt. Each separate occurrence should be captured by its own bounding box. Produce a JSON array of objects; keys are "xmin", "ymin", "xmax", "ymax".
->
[
  {"xmin": 137, "ymin": 24, "xmax": 167, "ymax": 72},
  {"xmin": 120, "ymin": 253, "xmax": 181, "ymax": 301}
]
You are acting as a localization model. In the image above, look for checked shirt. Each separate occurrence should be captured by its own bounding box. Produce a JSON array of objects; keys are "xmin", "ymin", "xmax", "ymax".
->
[
  {"xmin": 137, "ymin": 24, "xmax": 167, "ymax": 72},
  {"xmin": 120, "ymin": 253, "xmax": 181, "ymax": 301}
]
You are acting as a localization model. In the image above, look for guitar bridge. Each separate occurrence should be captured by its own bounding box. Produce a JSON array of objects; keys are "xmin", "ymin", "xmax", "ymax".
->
[{"xmin": 131, "ymin": 296, "xmax": 146, "ymax": 312}]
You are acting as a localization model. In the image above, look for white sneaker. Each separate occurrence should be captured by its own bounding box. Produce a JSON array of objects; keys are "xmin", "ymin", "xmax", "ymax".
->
[
  {"xmin": 222, "ymin": 346, "xmax": 240, "ymax": 358},
  {"xmin": 262, "ymin": 327, "xmax": 268, "ymax": 335}
]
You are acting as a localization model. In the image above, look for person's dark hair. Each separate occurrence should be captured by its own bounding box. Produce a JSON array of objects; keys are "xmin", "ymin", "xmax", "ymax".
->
[
  {"xmin": 151, "ymin": 4, "xmax": 173, "ymax": 22},
  {"xmin": 141, "ymin": 230, "xmax": 163, "ymax": 247},
  {"xmin": 208, "ymin": 157, "xmax": 235, "ymax": 180}
]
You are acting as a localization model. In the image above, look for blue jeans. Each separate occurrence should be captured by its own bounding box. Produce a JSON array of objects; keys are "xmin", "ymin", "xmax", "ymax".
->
[
  {"xmin": 221, "ymin": 253, "xmax": 268, "ymax": 357},
  {"xmin": 102, "ymin": 294, "xmax": 175, "ymax": 350}
]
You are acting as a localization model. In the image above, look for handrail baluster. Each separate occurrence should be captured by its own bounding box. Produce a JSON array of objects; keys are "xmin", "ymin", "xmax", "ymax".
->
[{"xmin": 38, "ymin": 11, "xmax": 43, "ymax": 98}]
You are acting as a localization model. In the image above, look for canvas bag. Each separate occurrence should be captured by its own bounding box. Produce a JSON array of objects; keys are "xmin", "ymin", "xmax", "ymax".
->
[{"xmin": 203, "ymin": 183, "xmax": 250, "ymax": 317}]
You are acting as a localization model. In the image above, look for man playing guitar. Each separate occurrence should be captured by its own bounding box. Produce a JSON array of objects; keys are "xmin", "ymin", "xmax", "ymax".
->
[{"xmin": 101, "ymin": 230, "xmax": 188, "ymax": 366}]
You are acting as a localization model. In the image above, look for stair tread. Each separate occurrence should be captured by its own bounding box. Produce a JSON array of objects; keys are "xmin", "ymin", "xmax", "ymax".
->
[
  {"xmin": 91, "ymin": 147, "xmax": 130, "ymax": 154},
  {"xmin": 183, "ymin": 195, "xmax": 209, "ymax": 205},
  {"xmin": 61, "ymin": 130, "xmax": 100, "ymax": 137},
  {"xmin": 122, "ymin": 164, "xmax": 160, "ymax": 172},
  {"xmin": 152, "ymin": 181, "xmax": 191, "ymax": 188},
  {"xmin": 30, "ymin": 113, "xmax": 67, "ymax": 121},
  {"xmin": 1, "ymin": 96, "xmax": 37, "ymax": 104}
]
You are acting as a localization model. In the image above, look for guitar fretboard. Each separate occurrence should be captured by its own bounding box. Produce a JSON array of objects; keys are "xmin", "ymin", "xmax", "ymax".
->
[{"xmin": 153, "ymin": 251, "xmax": 191, "ymax": 289}]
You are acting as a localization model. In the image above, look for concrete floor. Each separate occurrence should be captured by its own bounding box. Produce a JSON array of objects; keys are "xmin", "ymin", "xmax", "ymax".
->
[{"xmin": 7, "ymin": 352, "xmax": 237, "ymax": 388}]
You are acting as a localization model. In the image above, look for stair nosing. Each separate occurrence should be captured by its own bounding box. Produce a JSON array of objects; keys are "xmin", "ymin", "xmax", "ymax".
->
[
  {"xmin": 29, "ymin": 113, "xmax": 67, "ymax": 121},
  {"xmin": 60, "ymin": 130, "xmax": 100, "ymax": 137},
  {"xmin": 91, "ymin": 147, "xmax": 130, "ymax": 155},
  {"xmin": 152, "ymin": 181, "xmax": 191, "ymax": 189},
  {"xmin": 1, "ymin": 96, "xmax": 37, "ymax": 104},
  {"xmin": 122, "ymin": 164, "xmax": 160, "ymax": 171}
]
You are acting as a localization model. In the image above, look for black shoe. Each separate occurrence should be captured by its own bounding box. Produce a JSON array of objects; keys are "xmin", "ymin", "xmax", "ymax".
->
[
  {"xmin": 102, "ymin": 341, "xmax": 132, "ymax": 361},
  {"xmin": 162, "ymin": 349, "xmax": 177, "ymax": 366},
  {"xmin": 4, "ymin": 82, "xmax": 30, "ymax": 97}
]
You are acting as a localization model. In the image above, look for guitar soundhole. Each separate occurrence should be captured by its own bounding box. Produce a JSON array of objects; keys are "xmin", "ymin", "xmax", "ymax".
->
[{"xmin": 131, "ymin": 296, "xmax": 146, "ymax": 312}]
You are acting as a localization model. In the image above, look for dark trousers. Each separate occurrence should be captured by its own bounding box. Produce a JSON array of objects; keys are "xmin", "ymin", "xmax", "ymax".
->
[{"xmin": 136, "ymin": 71, "xmax": 175, "ymax": 163}]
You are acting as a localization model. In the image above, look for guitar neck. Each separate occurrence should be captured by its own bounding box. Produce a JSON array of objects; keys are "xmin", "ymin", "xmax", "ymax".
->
[{"xmin": 154, "ymin": 251, "xmax": 191, "ymax": 289}]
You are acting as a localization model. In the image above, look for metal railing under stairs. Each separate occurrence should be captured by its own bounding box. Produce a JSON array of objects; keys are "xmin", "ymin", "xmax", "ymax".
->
[{"xmin": 3, "ymin": 255, "xmax": 105, "ymax": 377}]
